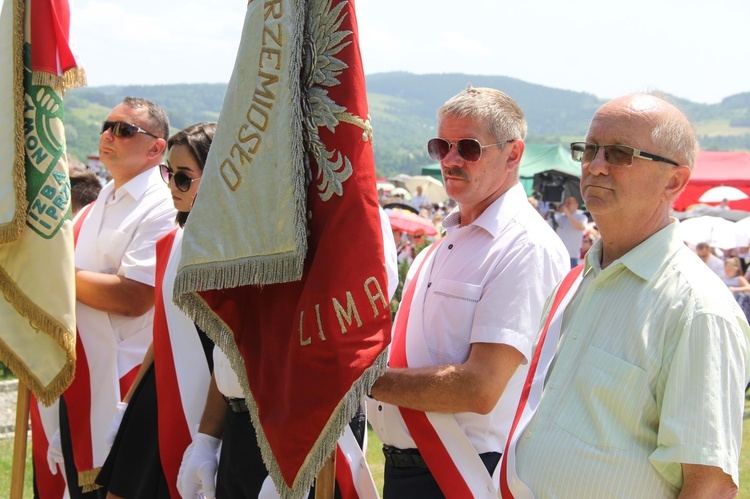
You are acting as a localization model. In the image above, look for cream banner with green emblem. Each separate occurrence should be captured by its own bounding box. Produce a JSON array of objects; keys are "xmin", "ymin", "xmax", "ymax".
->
[{"xmin": 0, "ymin": 0, "xmax": 76, "ymax": 405}]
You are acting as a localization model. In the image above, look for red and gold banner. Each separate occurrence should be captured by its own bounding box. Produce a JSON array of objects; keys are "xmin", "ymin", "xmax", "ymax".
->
[{"xmin": 176, "ymin": 0, "xmax": 390, "ymax": 495}]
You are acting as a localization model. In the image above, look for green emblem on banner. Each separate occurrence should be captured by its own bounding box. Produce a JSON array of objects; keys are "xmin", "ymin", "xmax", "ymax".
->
[{"xmin": 23, "ymin": 43, "xmax": 71, "ymax": 239}]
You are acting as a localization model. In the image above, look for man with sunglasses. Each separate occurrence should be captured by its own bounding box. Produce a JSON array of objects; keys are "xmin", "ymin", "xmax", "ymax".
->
[
  {"xmin": 505, "ymin": 95, "xmax": 749, "ymax": 498},
  {"xmin": 47, "ymin": 97, "xmax": 177, "ymax": 497},
  {"xmin": 367, "ymin": 86, "xmax": 568, "ymax": 497}
]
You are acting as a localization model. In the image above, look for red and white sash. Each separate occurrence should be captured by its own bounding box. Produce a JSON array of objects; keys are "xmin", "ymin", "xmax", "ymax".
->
[
  {"xmin": 387, "ymin": 241, "xmax": 497, "ymax": 498},
  {"xmin": 28, "ymin": 202, "xmax": 96, "ymax": 497},
  {"xmin": 153, "ymin": 228, "xmax": 212, "ymax": 498},
  {"xmin": 499, "ymin": 265, "xmax": 584, "ymax": 498},
  {"xmin": 334, "ymin": 424, "xmax": 379, "ymax": 499},
  {"xmin": 64, "ymin": 201, "xmax": 145, "ymax": 489}
]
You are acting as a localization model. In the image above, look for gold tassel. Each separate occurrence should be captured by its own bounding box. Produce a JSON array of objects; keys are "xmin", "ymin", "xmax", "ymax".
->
[
  {"xmin": 78, "ymin": 468, "xmax": 102, "ymax": 492},
  {"xmin": 0, "ymin": 0, "xmax": 28, "ymax": 244}
]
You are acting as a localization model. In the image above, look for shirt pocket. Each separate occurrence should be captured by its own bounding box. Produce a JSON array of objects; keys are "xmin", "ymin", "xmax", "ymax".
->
[
  {"xmin": 428, "ymin": 279, "xmax": 482, "ymax": 364},
  {"xmin": 555, "ymin": 345, "xmax": 652, "ymax": 451},
  {"xmin": 98, "ymin": 228, "xmax": 130, "ymax": 274}
]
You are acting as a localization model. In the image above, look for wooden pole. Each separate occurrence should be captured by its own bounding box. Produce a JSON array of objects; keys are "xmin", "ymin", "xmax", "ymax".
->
[
  {"xmin": 10, "ymin": 381, "xmax": 31, "ymax": 499},
  {"xmin": 314, "ymin": 448, "xmax": 336, "ymax": 499}
]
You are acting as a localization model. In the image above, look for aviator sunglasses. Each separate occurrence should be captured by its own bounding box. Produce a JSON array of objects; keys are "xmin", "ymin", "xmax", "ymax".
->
[
  {"xmin": 101, "ymin": 120, "xmax": 159, "ymax": 139},
  {"xmin": 160, "ymin": 164, "xmax": 201, "ymax": 192},
  {"xmin": 570, "ymin": 142, "xmax": 679, "ymax": 167},
  {"xmin": 427, "ymin": 137, "xmax": 514, "ymax": 163}
]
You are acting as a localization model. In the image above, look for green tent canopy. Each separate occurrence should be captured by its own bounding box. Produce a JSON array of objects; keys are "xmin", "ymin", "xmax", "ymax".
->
[{"xmin": 420, "ymin": 144, "xmax": 581, "ymax": 199}]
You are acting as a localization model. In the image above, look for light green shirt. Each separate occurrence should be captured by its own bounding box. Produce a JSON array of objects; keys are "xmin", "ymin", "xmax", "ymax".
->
[{"xmin": 516, "ymin": 220, "xmax": 750, "ymax": 498}]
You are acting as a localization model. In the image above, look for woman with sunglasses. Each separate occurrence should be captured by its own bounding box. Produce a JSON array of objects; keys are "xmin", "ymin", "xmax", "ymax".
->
[{"xmin": 96, "ymin": 122, "xmax": 217, "ymax": 499}]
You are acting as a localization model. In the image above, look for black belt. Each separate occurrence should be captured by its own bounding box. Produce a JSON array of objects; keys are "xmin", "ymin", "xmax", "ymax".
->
[
  {"xmin": 383, "ymin": 445, "xmax": 502, "ymax": 472},
  {"xmin": 382, "ymin": 445, "xmax": 428, "ymax": 468},
  {"xmin": 223, "ymin": 396, "xmax": 249, "ymax": 413}
]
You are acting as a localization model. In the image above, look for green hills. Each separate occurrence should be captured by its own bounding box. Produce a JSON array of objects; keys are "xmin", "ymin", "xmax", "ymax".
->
[{"xmin": 63, "ymin": 72, "xmax": 750, "ymax": 177}]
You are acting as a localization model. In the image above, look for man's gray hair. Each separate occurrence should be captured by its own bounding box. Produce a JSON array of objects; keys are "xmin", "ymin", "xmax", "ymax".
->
[
  {"xmin": 123, "ymin": 96, "xmax": 170, "ymax": 141},
  {"xmin": 648, "ymin": 93, "xmax": 699, "ymax": 170},
  {"xmin": 437, "ymin": 85, "xmax": 527, "ymax": 142}
]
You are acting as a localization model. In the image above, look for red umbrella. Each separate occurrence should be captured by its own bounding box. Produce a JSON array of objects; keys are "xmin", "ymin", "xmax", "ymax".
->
[{"xmin": 387, "ymin": 209, "xmax": 437, "ymax": 236}]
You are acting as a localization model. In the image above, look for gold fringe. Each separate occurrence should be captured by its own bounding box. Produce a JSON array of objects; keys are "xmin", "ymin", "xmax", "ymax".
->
[
  {"xmin": 31, "ymin": 66, "xmax": 87, "ymax": 94},
  {"xmin": 288, "ymin": 0, "xmax": 310, "ymax": 292},
  {"xmin": 173, "ymin": 251, "xmax": 304, "ymax": 295},
  {"xmin": 0, "ymin": 0, "xmax": 28, "ymax": 244},
  {"xmin": 78, "ymin": 468, "xmax": 102, "ymax": 492},
  {"xmin": 63, "ymin": 66, "xmax": 87, "ymax": 90},
  {"xmin": 0, "ymin": 265, "xmax": 76, "ymax": 406}
]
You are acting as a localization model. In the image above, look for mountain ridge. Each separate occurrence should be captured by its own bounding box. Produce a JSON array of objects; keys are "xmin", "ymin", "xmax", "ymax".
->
[{"xmin": 63, "ymin": 72, "xmax": 750, "ymax": 177}]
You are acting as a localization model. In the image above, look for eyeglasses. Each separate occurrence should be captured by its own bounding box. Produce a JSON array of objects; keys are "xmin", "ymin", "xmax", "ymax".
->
[
  {"xmin": 570, "ymin": 142, "xmax": 679, "ymax": 167},
  {"xmin": 159, "ymin": 164, "xmax": 201, "ymax": 192},
  {"xmin": 427, "ymin": 138, "xmax": 514, "ymax": 163},
  {"xmin": 101, "ymin": 120, "xmax": 159, "ymax": 139}
]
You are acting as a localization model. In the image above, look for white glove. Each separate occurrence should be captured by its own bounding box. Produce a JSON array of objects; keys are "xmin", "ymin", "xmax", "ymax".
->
[
  {"xmin": 46, "ymin": 429, "xmax": 64, "ymax": 475},
  {"xmin": 177, "ymin": 433, "xmax": 221, "ymax": 499},
  {"xmin": 105, "ymin": 402, "xmax": 128, "ymax": 449}
]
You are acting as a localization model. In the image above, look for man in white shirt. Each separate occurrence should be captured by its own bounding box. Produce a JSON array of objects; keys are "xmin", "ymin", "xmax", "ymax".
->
[
  {"xmin": 48, "ymin": 97, "xmax": 177, "ymax": 497},
  {"xmin": 367, "ymin": 86, "xmax": 568, "ymax": 497}
]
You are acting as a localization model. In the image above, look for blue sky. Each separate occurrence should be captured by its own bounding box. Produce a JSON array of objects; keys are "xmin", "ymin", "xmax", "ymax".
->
[{"xmin": 70, "ymin": 0, "xmax": 750, "ymax": 104}]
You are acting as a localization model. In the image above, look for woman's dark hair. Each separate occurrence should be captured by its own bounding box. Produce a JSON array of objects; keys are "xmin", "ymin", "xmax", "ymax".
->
[{"xmin": 167, "ymin": 122, "xmax": 217, "ymax": 227}]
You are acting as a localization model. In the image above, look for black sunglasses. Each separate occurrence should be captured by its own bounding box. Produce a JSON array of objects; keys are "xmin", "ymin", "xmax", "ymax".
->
[
  {"xmin": 570, "ymin": 142, "xmax": 679, "ymax": 167},
  {"xmin": 160, "ymin": 164, "xmax": 201, "ymax": 192},
  {"xmin": 427, "ymin": 137, "xmax": 514, "ymax": 163},
  {"xmin": 101, "ymin": 120, "xmax": 158, "ymax": 139}
]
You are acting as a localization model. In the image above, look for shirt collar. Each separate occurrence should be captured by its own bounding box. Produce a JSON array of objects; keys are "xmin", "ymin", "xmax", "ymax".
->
[
  {"xmin": 443, "ymin": 183, "xmax": 527, "ymax": 237},
  {"xmin": 585, "ymin": 218, "xmax": 684, "ymax": 281},
  {"xmin": 112, "ymin": 166, "xmax": 161, "ymax": 203}
]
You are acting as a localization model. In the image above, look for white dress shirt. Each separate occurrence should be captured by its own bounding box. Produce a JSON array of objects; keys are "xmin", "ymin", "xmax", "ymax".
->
[{"xmin": 368, "ymin": 183, "xmax": 569, "ymax": 454}]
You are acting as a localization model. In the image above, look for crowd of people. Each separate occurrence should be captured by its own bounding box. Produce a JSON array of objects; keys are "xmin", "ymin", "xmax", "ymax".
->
[
  {"xmin": 692, "ymin": 241, "xmax": 750, "ymax": 320},
  {"xmin": 31, "ymin": 85, "xmax": 750, "ymax": 499}
]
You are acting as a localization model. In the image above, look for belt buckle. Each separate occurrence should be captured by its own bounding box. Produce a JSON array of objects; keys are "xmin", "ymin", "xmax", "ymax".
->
[{"xmin": 382, "ymin": 445, "xmax": 425, "ymax": 468}]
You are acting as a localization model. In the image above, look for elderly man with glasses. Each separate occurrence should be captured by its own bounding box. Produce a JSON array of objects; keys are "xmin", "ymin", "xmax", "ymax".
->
[
  {"xmin": 43, "ymin": 97, "xmax": 177, "ymax": 498},
  {"xmin": 366, "ymin": 86, "xmax": 568, "ymax": 497},
  {"xmin": 502, "ymin": 94, "xmax": 750, "ymax": 498}
]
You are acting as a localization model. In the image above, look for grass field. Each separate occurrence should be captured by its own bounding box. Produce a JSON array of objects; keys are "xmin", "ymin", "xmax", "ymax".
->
[{"xmin": 1, "ymin": 405, "xmax": 749, "ymax": 498}]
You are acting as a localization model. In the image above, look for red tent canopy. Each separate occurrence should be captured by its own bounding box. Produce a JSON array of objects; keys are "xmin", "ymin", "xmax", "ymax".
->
[{"xmin": 674, "ymin": 151, "xmax": 750, "ymax": 211}]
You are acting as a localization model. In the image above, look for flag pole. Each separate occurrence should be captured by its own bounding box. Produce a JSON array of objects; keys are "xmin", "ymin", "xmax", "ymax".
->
[
  {"xmin": 10, "ymin": 380, "xmax": 31, "ymax": 498},
  {"xmin": 314, "ymin": 449, "xmax": 336, "ymax": 499}
]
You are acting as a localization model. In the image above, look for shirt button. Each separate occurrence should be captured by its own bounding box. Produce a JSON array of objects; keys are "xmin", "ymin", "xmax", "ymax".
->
[
  {"xmin": 378, "ymin": 405, "xmax": 383, "ymax": 411},
  {"xmin": 572, "ymin": 334, "xmax": 578, "ymax": 340},
  {"xmin": 427, "ymin": 282, "xmax": 432, "ymax": 288},
  {"xmin": 448, "ymin": 244, "xmax": 454, "ymax": 250},
  {"xmin": 595, "ymin": 283, "xmax": 603, "ymax": 290}
]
